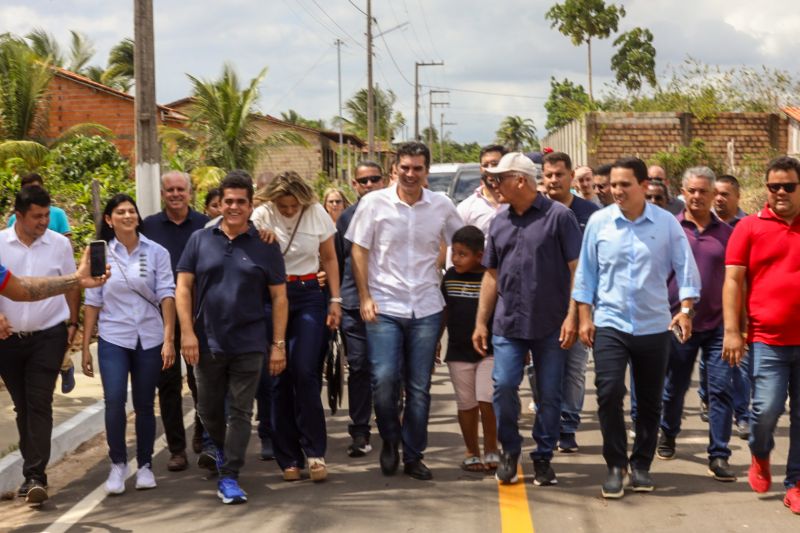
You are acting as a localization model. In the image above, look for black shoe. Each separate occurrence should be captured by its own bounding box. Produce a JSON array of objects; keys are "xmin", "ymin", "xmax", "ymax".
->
[
  {"xmin": 736, "ymin": 420, "xmax": 750, "ymax": 440},
  {"xmin": 347, "ymin": 435, "xmax": 373, "ymax": 458},
  {"xmin": 656, "ymin": 433, "xmax": 676, "ymax": 460},
  {"xmin": 17, "ymin": 478, "xmax": 34, "ymax": 498},
  {"xmin": 403, "ymin": 460, "xmax": 433, "ymax": 480},
  {"xmin": 259, "ymin": 437, "xmax": 275, "ymax": 461},
  {"xmin": 558, "ymin": 432, "xmax": 579, "ymax": 453},
  {"xmin": 532, "ymin": 459, "xmax": 557, "ymax": 486},
  {"xmin": 700, "ymin": 401, "xmax": 709, "ymax": 423},
  {"xmin": 379, "ymin": 440, "xmax": 400, "ymax": 476},
  {"xmin": 630, "ymin": 468, "xmax": 654, "ymax": 492},
  {"xmin": 708, "ymin": 457, "xmax": 737, "ymax": 482},
  {"xmin": 197, "ymin": 450, "xmax": 218, "ymax": 472},
  {"xmin": 601, "ymin": 467, "xmax": 626, "ymax": 499},
  {"xmin": 495, "ymin": 451, "xmax": 520, "ymax": 484},
  {"xmin": 25, "ymin": 479, "xmax": 48, "ymax": 504},
  {"xmin": 191, "ymin": 427, "xmax": 203, "ymax": 455}
]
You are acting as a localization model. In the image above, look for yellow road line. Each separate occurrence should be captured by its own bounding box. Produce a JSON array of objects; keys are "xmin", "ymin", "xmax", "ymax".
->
[{"xmin": 497, "ymin": 464, "xmax": 535, "ymax": 533}]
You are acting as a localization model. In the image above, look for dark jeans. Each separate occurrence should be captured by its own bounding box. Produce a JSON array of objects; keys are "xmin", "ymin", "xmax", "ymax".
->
[
  {"xmin": 493, "ymin": 331, "xmax": 566, "ymax": 461},
  {"xmin": 342, "ymin": 307, "xmax": 372, "ymax": 439},
  {"xmin": 157, "ymin": 324, "xmax": 201, "ymax": 455},
  {"xmin": 661, "ymin": 326, "xmax": 733, "ymax": 459},
  {"xmin": 0, "ymin": 324, "xmax": 67, "ymax": 484},
  {"xmin": 594, "ymin": 327, "xmax": 670, "ymax": 470},
  {"xmin": 699, "ymin": 349, "xmax": 752, "ymax": 425},
  {"xmin": 271, "ymin": 279, "xmax": 328, "ymax": 469},
  {"xmin": 194, "ymin": 350, "xmax": 263, "ymax": 479},
  {"xmin": 366, "ymin": 312, "xmax": 442, "ymax": 463},
  {"xmin": 98, "ymin": 337, "xmax": 163, "ymax": 467},
  {"xmin": 749, "ymin": 343, "xmax": 800, "ymax": 488}
]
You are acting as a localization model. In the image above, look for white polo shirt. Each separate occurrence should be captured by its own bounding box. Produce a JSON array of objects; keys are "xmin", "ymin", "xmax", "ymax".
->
[
  {"xmin": 456, "ymin": 186, "xmax": 507, "ymax": 235},
  {"xmin": 346, "ymin": 184, "xmax": 463, "ymax": 319},
  {"xmin": 0, "ymin": 227, "xmax": 75, "ymax": 331}
]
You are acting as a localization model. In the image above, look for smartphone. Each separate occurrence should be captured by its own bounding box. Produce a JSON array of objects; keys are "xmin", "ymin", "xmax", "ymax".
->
[
  {"xmin": 672, "ymin": 324, "xmax": 684, "ymax": 343},
  {"xmin": 89, "ymin": 240, "xmax": 107, "ymax": 277}
]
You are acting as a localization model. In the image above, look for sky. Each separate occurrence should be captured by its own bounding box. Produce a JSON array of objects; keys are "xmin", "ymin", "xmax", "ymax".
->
[{"xmin": 2, "ymin": 0, "xmax": 799, "ymax": 145}]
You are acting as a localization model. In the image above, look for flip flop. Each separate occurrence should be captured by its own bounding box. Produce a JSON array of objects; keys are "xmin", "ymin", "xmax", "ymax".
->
[
  {"xmin": 461, "ymin": 456, "xmax": 485, "ymax": 473},
  {"xmin": 484, "ymin": 452, "xmax": 500, "ymax": 474}
]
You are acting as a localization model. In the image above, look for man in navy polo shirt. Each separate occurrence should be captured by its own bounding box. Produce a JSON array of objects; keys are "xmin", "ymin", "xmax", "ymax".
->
[
  {"xmin": 141, "ymin": 171, "xmax": 209, "ymax": 471},
  {"xmin": 541, "ymin": 151, "xmax": 599, "ymax": 454},
  {"xmin": 472, "ymin": 152, "xmax": 583, "ymax": 487},
  {"xmin": 176, "ymin": 170, "xmax": 288, "ymax": 505},
  {"xmin": 656, "ymin": 167, "xmax": 737, "ymax": 483}
]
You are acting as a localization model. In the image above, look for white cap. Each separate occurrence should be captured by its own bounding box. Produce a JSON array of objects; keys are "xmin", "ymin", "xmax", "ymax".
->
[{"xmin": 483, "ymin": 152, "xmax": 538, "ymax": 178}]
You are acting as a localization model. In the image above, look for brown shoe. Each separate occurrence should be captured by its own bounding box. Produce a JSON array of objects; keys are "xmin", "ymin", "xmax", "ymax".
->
[{"xmin": 167, "ymin": 452, "xmax": 188, "ymax": 472}]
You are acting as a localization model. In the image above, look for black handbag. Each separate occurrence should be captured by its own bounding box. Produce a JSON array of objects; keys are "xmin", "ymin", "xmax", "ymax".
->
[{"xmin": 324, "ymin": 328, "xmax": 346, "ymax": 414}]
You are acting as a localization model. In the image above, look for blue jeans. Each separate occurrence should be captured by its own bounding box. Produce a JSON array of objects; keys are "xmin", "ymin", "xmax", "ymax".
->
[
  {"xmin": 661, "ymin": 326, "xmax": 733, "ymax": 459},
  {"xmin": 749, "ymin": 343, "xmax": 800, "ymax": 488},
  {"xmin": 342, "ymin": 308, "xmax": 372, "ymax": 439},
  {"xmin": 271, "ymin": 279, "xmax": 328, "ymax": 469},
  {"xmin": 98, "ymin": 337, "xmax": 163, "ymax": 467},
  {"xmin": 493, "ymin": 331, "xmax": 566, "ymax": 461},
  {"xmin": 698, "ymin": 351, "xmax": 752, "ymax": 425},
  {"xmin": 560, "ymin": 341, "xmax": 588, "ymax": 435},
  {"xmin": 366, "ymin": 312, "xmax": 442, "ymax": 463}
]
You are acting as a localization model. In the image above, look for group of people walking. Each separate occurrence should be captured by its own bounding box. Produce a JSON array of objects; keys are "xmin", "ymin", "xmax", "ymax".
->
[{"xmin": 0, "ymin": 141, "xmax": 798, "ymax": 517}]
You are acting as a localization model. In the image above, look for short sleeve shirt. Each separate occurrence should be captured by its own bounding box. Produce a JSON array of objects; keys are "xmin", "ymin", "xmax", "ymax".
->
[
  {"xmin": 484, "ymin": 194, "xmax": 583, "ymax": 340},
  {"xmin": 725, "ymin": 207, "xmax": 800, "ymax": 345},
  {"xmin": 251, "ymin": 202, "xmax": 335, "ymax": 276},
  {"xmin": 141, "ymin": 209, "xmax": 210, "ymax": 277},
  {"xmin": 567, "ymin": 195, "xmax": 600, "ymax": 233},
  {"xmin": 177, "ymin": 223, "xmax": 286, "ymax": 355},
  {"xmin": 441, "ymin": 268, "xmax": 488, "ymax": 362}
]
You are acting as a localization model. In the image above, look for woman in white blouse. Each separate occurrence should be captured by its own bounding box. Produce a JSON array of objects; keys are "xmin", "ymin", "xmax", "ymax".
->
[
  {"xmin": 252, "ymin": 171, "xmax": 341, "ymax": 482},
  {"xmin": 82, "ymin": 194, "xmax": 176, "ymax": 495}
]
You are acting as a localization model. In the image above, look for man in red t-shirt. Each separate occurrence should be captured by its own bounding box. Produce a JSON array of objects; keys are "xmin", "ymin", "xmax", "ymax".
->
[{"xmin": 722, "ymin": 156, "xmax": 800, "ymax": 516}]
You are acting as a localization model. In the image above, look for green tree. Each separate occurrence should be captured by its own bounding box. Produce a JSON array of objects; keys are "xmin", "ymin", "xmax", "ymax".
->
[
  {"xmin": 0, "ymin": 34, "xmax": 53, "ymax": 141},
  {"xmin": 102, "ymin": 38, "xmax": 134, "ymax": 92},
  {"xmin": 545, "ymin": 77, "xmax": 592, "ymax": 131},
  {"xmin": 545, "ymin": 0, "xmax": 626, "ymax": 101},
  {"xmin": 25, "ymin": 28, "xmax": 95, "ymax": 74},
  {"xmin": 611, "ymin": 27, "xmax": 657, "ymax": 94},
  {"xmin": 495, "ymin": 116, "xmax": 539, "ymax": 151},
  {"xmin": 342, "ymin": 85, "xmax": 401, "ymax": 142},
  {"xmin": 280, "ymin": 109, "xmax": 325, "ymax": 130}
]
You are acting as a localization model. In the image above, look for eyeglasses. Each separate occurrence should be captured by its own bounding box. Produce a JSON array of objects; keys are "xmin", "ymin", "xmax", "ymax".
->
[
  {"xmin": 645, "ymin": 194, "xmax": 665, "ymax": 202},
  {"xmin": 593, "ymin": 183, "xmax": 607, "ymax": 191},
  {"xmin": 484, "ymin": 173, "xmax": 517, "ymax": 185},
  {"xmin": 355, "ymin": 175, "xmax": 383, "ymax": 185},
  {"xmin": 766, "ymin": 182, "xmax": 798, "ymax": 193}
]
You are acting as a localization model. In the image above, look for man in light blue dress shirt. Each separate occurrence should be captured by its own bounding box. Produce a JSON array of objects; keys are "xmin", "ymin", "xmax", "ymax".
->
[{"xmin": 573, "ymin": 156, "xmax": 701, "ymax": 499}]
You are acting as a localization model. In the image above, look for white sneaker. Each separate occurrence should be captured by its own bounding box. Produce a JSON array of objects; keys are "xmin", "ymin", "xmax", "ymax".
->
[
  {"xmin": 105, "ymin": 463, "xmax": 128, "ymax": 495},
  {"xmin": 135, "ymin": 464, "xmax": 157, "ymax": 490}
]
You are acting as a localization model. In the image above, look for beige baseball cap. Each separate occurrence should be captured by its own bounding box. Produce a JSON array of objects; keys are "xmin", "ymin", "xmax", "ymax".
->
[{"xmin": 483, "ymin": 152, "xmax": 538, "ymax": 178}]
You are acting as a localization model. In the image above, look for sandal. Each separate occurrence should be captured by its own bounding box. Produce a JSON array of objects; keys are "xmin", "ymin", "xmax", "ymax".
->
[
  {"xmin": 461, "ymin": 456, "xmax": 486, "ymax": 473},
  {"xmin": 308, "ymin": 457, "xmax": 328, "ymax": 482},
  {"xmin": 283, "ymin": 466, "xmax": 301, "ymax": 482},
  {"xmin": 484, "ymin": 452, "xmax": 500, "ymax": 474}
]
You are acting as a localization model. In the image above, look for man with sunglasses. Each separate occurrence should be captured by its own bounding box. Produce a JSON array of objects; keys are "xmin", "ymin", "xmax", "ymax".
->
[
  {"xmin": 722, "ymin": 155, "xmax": 800, "ymax": 515},
  {"xmin": 593, "ymin": 164, "xmax": 614, "ymax": 207},
  {"xmin": 334, "ymin": 161, "xmax": 388, "ymax": 459},
  {"xmin": 456, "ymin": 144, "xmax": 508, "ymax": 234},
  {"xmin": 645, "ymin": 180, "xmax": 669, "ymax": 210},
  {"xmin": 648, "ymin": 164, "xmax": 684, "ymax": 215}
]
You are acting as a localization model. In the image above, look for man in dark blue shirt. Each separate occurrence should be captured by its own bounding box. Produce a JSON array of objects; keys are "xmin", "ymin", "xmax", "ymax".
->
[
  {"xmin": 141, "ymin": 171, "xmax": 209, "ymax": 471},
  {"xmin": 335, "ymin": 160, "xmax": 388, "ymax": 458},
  {"xmin": 176, "ymin": 170, "xmax": 288, "ymax": 505},
  {"xmin": 542, "ymin": 151, "xmax": 600, "ymax": 454},
  {"xmin": 473, "ymin": 152, "xmax": 583, "ymax": 487}
]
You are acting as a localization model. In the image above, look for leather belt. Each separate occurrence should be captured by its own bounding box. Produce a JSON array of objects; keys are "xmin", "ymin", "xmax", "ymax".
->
[{"xmin": 286, "ymin": 273, "xmax": 317, "ymax": 282}]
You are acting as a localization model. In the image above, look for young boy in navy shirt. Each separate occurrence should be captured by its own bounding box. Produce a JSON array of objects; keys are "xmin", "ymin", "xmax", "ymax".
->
[{"xmin": 439, "ymin": 226, "xmax": 499, "ymax": 473}]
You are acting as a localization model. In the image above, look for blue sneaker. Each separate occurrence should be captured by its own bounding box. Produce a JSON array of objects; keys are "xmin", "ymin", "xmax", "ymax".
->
[
  {"xmin": 214, "ymin": 448, "xmax": 225, "ymax": 475},
  {"xmin": 61, "ymin": 366, "xmax": 75, "ymax": 394},
  {"xmin": 217, "ymin": 477, "xmax": 247, "ymax": 504}
]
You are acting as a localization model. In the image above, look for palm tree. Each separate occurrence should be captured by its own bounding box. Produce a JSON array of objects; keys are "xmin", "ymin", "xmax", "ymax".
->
[
  {"xmin": 103, "ymin": 38, "xmax": 134, "ymax": 91},
  {"xmin": 342, "ymin": 85, "xmax": 399, "ymax": 142},
  {"xmin": 25, "ymin": 28, "xmax": 95, "ymax": 74},
  {"xmin": 495, "ymin": 116, "xmax": 539, "ymax": 152},
  {"xmin": 0, "ymin": 34, "xmax": 53, "ymax": 141}
]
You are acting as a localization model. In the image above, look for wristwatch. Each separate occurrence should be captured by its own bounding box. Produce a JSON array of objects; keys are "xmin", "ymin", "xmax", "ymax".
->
[
  {"xmin": 272, "ymin": 340, "xmax": 286, "ymax": 350},
  {"xmin": 680, "ymin": 306, "xmax": 696, "ymax": 319}
]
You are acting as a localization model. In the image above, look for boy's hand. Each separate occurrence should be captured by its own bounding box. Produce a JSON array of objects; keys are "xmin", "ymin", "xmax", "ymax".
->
[{"xmin": 472, "ymin": 324, "xmax": 489, "ymax": 357}]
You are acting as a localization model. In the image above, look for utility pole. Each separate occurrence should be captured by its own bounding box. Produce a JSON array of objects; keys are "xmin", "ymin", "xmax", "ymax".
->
[
  {"xmin": 335, "ymin": 38, "xmax": 344, "ymax": 181},
  {"xmin": 133, "ymin": 0, "xmax": 160, "ymax": 217},
  {"xmin": 440, "ymin": 113, "xmax": 457, "ymax": 162},
  {"xmin": 414, "ymin": 61, "xmax": 444, "ymax": 140},
  {"xmin": 366, "ymin": 0, "xmax": 375, "ymax": 159},
  {"xmin": 428, "ymin": 89, "xmax": 448, "ymax": 159}
]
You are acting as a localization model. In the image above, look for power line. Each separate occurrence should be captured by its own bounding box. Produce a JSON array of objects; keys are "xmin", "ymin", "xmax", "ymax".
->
[
  {"xmin": 374, "ymin": 20, "xmax": 414, "ymax": 87},
  {"xmin": 266, "ymin": 44, "xmax": 334, "ymax": 113},
  {"xmin": 416, "ymin": 0, "xmax": 442, "ymax": 59},
  {"xmin": 401, "ymin": 0, "xmax": 432, "ymax": 58},
  {"xmin": 293, "ymin": 0, "xmax": 354, "ymax": 47},
  {"xmin": 309, "ymin": 0, "xmax": 366, "ymax": 50},
  {"xmin": 387, "ymin": 0, "xmax": 424, "ymax": 60},
  {"xmin": 422, "ymin": 84, "xmax": 548, "ymax": 100},
  {"xmin": 348, "ymin": 0, "xmax": 367, "ymax": 16}
]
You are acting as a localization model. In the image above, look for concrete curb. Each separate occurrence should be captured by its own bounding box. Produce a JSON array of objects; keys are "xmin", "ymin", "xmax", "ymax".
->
[{"xmin": 0, "ymin": 394, "xmax": 132, "ymax": 495}]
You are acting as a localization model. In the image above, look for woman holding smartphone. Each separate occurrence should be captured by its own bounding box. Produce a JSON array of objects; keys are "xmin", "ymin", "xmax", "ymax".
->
[{"xmin": 82, "ymin": 193, "xmax": 176, "ymax": 495}]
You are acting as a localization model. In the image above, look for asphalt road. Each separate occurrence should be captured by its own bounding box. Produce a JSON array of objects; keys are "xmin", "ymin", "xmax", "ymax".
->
[{"xmin": 1, "ymin": 359, "xmax": 796, "ymax": 532}]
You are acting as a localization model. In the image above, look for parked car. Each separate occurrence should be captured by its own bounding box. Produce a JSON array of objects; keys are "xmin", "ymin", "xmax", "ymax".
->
[
  {"xmin": 426, "ymin": 163, "xmax": 461, "ymax": 194},
  {"xmin": 447, "ymin": 163, "xmax": 482, "ymax": 204}
]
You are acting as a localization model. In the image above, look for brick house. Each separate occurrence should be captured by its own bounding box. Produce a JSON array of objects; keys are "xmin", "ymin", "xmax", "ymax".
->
[
  {"xmin": 784, "ymin": 107, "xmax": 800, "ymax": 157},
  {"xmin": 43, "ymin": 67, "xmax": 186, "ymax": 159},
  {"xmin": 166, "ymin": 97, "xmax": 366, "ymax": 182},
  {"xmin": 542, "ymin": 111, "xmax": 788, "ymax": 171}
]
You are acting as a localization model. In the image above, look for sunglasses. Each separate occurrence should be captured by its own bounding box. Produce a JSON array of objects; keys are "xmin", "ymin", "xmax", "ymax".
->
[
  {"xmin": 593, "ymin": 183, "xmax": 607, "ymax": 191},
  {"xmin": 356, "ymin": 175, "xmax": 383, "ymax": 185},
  {"xmin": 645, "ymin": 194, "xmax": 665, "ymax": 202},
  {"xmin": 766, "ymin": 182, "xmax": 798, "ymax": 193}
]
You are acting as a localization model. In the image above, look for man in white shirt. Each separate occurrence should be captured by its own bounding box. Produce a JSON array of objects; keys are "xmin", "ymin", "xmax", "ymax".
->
[
  {"xmin": 0, "ymin": 186, "xmax": 79, "ymax": 504},
  {"xmin": 456, "ymin": 144, "xmax": 507, "ymax": 233},
  {"xmin": 347, "ymin": 142, "xmax": 463, "ymax": 480}
]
